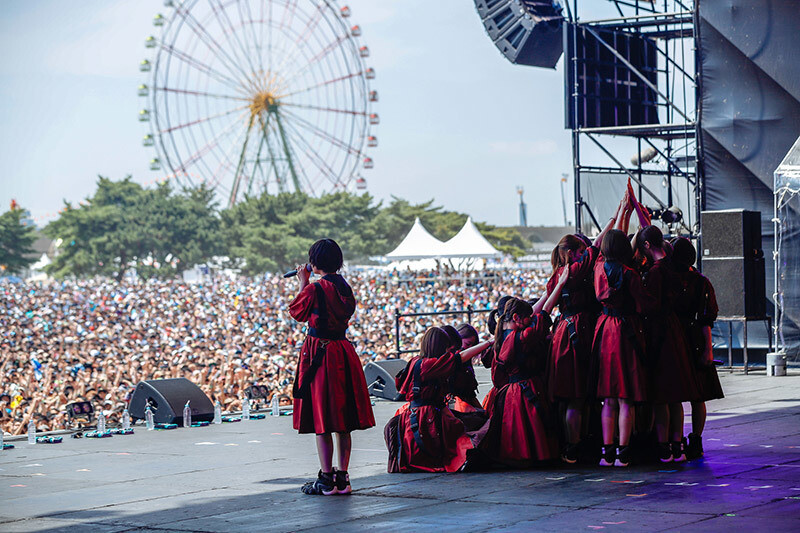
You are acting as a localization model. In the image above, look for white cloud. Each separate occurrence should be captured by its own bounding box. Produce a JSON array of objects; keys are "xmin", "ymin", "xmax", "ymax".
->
[{"xmin": 488, "ymin": 140, "xmax": 558, "ymax": 157}]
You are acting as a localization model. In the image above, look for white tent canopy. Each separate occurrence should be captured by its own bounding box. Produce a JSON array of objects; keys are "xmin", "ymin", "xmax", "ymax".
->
[
  {"xmin": 385, "ymin": 216, "xmax": 502, "ymax": 263},
  {"xmin": 385, "ymin": 217, "xmax": 446, "ymax": 260},
  {"xmin": 440, "ymin": 217, "xmax": 502, "ymax": 258}
]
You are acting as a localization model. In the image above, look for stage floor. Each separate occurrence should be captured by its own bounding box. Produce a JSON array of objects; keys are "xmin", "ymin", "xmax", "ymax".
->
[{"xmin": 2, "ymin": 368, "xmax": 800, "ymax": 532}]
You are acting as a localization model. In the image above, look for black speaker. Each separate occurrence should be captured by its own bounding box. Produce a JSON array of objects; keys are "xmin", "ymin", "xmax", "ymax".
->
[
  {"xmin": 701, "ymin": 209, "xmax": 762, "ymax": 259},
  {"xmin": 363, "ymin": 359, "xmax": 407, "ymax": 401},
  {"xmin": 129, "ymin": 378, "xmax": 214, "ymax": 424},
  {"xmin": 474, "ymin": 0, "xmax": 564, "ymax": 69},
  {"xmin": 702, "ymin": 257, "xmax": 766, "ymax": 318}
]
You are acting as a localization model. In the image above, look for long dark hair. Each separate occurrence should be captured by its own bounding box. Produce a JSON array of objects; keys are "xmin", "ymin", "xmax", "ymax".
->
[
  {"xmin": 551, "ymin": 234, "xmax": 585, "ymax": 270},
  {"xmin": 493, "ymin": 298, "xmax": 532, "ymax": 356},
  {"xmin": 419, "ymin": 327, "xmax": 451, "ymax": 359},
  {"xmin": 601, "ymin": 229, "xmax": 633, "ymax": 264}
]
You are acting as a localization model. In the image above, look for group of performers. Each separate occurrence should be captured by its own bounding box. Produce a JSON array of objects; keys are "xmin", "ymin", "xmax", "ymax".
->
[{"xmin": 289, "ymin": 191, "xmax": 723, "ymax": 492}]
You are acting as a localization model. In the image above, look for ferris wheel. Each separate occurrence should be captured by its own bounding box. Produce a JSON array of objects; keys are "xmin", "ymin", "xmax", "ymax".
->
[{"xmin": 138, "ymin": 0, "xmax": 377, "ymax": 206}]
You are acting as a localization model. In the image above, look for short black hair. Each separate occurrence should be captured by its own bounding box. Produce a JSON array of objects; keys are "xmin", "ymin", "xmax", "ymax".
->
[
  {"xmin": 671, "ymin": 237, "xmax": 696, "ymax": 267},
  {"xmin": 308, "ymin": 238, "xmax": 343, "ymax": 273}
]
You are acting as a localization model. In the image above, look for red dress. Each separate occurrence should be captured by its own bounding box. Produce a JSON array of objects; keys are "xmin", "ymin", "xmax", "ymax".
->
[
  {"xmin": 289, "ymin": 275, "xmax": 375, "ymax": 434},
  {"xmin": 592, "ymin": 255, "xmax": 654, "ymax": 402},
  {"xmin": 674, "ymin": 267, "xmax": 724, "ymax": 401},
  {"xmin": 643, "ymin": 259, "xmax": 701, "ymax": 403},
  {"xmin": 480, "ymin": 336, "xmax": 510, "ymax": 415},
  {"xmin": 388, "ymin": 353, "xmax": 473, "ymax": 473},
  {"xmin": 546, "ymin": 245, "xmax": 600, "ymax": 400},
  {"xmin": 450, "ymin": 359, "xmax": 480, "ymax": 413},
  {"xmin": 483, "ymin": 314, "xmax": 558, "ymax": 466}
]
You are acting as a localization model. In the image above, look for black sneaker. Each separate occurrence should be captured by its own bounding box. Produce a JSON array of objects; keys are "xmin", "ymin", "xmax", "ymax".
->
[
  {"xmin": 671, "ymin": 440, "xmax": 686, "ymax": 463},
  {"xmin": 599, "ymin": 445, "xmax": 615, "ymax": 467},
  {"xmin": 687, "ymin": 433, "xmax": 703, "ymax": 459},
  {"xmin": 334, "ymin": 469, "xmax": 351, "ymax": 495},
  {"xmin": 561, "ymin": 443, "xmax": 579, "ymax": 464},
  {"xmin": 615, "ymin": 445, "xmax": 631, "ymax": 467},
  {"xmin": 658, "ymin": 442, "xmax": 673, "ymax": 463},
  {"xmin": 301, "ymin": 470, "xmax": 337, "ymax": 495}
]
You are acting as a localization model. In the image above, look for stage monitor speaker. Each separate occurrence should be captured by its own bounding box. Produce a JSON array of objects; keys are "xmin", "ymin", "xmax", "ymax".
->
[
  {"xmin": 702, "ymin": 257, "xmax": 766, "ymax": 318},
  {"xmin": 474, "ymin": 0, "xmax": 564, "ymax": 69},
  {"xmin": 129, "ymin": 378, "xmax": 214, "ymax": 424},
  {"xmin": 700, "ymin": 209, "xmax": 762, "ymax": 259},
  {"xmin": 363, "ymin": 359, "xmax": 407, "ymax": 401}
]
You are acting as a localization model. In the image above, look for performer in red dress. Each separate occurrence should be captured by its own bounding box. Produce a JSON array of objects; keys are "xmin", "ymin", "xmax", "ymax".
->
[
  {"xmin": 593, "ymin": 228, "xmax": 656, "ymax": 467},
  {"xmin": 480, "ymin": 296, "xmax": 513, "ymax": 415},
  {"xmin": 670, "ymin": 237, "xmax": 724, "ymax": 459},
  {"xmin": 635, "ymin": 227, "xmax": 701, "ymax": 463},
  {"xmin": 450, "ymin": 324, "xmax": 482, "ymax": 413},
  {"xmin": 289, "ymin": 239, "xmax": 376, "ymax": 495},
  {"xmin": 546, "ymin": 196, "xmax": 625, "ymax": 463},
  {"xmin": 483, "ymin": 270, "xmax": 568, "ymax": 467},
  {"xmin": 385, "ymin": 328, "xmax": 491, "ymax": 473}
]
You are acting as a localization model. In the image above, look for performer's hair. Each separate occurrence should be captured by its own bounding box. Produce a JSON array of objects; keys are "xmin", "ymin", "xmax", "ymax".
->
[
  {"xmin": 574, "ymin": 233, "xmax": 592, "ymax": 247},
  {"xmin": 493, "ymin": 298, "xmax": 533, "ymax": 356},
  {"xmin": 308, "ymin": 238, "xmax": 343, "ymax": 273},
  {"xmin": 456, "ymin": 323, "xmax": 478, "ymax": 342},
  {"xmin": 419, "ymin": 327, "xmax": 451, "ymax": 359},
  {"xmin": 633, "ymin": 225, "xmax": 664, "ymax": 257},
  {"xmin": 601, "ymin": 229, "xmax": 633, "ymax": 264},
  {"xmin": 440, "ymin": 325, "xmax": 461, "ymax": 350},
  {"xmin": 551, "ymin": 234, "xmax": 585, "ymax": 270},
  {"xmin": 488, "ymin": 295, "xmax": 512, "ymax": 334},
  {"xmin": 670, "ymin": 237, "xmax": 696, "ymax": 267}
]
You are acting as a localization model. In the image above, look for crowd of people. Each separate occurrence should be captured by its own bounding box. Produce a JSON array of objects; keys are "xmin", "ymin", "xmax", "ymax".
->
[
  {"xmin": 386, "ymin": 189, "xmax": 723, "ymax": 473},
  {"xmin": 0, "ymin": 265, "xmax": 547, "ymax": 436}
]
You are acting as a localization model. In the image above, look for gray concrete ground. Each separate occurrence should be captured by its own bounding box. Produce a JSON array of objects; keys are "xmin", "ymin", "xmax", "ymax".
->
[{"xmin": 1, "ymin": 367, "xmax": 799, "ymax": 532}]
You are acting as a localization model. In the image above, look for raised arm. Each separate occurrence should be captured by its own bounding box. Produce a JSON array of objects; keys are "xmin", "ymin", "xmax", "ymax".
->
[
  {"xmin": 594, "ymin": 195, "xmax": 626, "ymax": 248},
  {"xmin": 541, "ymin": 266, "xmax": 569, "ymax": 315},
  {"xmin": 616, "ymin": 188, "xmax": 634, "ymax": 234},
  {"xmin": 460, "ymin": 340, "xmax": 493, "ymax": 362}
]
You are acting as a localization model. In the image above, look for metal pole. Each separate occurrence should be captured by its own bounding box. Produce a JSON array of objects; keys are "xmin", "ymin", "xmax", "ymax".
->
[
  {"xmin": 743, "ymin": 319, "xmax": 748, "ymax": 374},
  {"xmin": 467, "ymin": 304, "xmax": 473, "ymax": 325},
  {"xmin": 395, "ymin": 310, "xmax": 401, "ymax": 356},
  {"xmin": 728, "ymin": 321, "xmax": 733, "ymax": 372}
]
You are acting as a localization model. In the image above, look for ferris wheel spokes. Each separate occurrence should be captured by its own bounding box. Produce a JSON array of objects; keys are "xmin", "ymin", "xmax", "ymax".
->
[{"xmin": 280, "ymin": 107, "xmax": 363, "ymax": 158}]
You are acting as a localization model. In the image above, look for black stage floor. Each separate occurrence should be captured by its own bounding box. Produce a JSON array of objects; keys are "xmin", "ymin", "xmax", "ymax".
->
[{"xmin": 2, "ymin": 368, "xmax": 799, "ymax": 532}]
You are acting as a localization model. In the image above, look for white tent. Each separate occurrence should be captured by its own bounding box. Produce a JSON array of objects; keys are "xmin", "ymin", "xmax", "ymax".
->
[
  {"xmin": 385, "ymin": 217, "xmax": 446, "ymax": 260},
  {"xmin": 440, "ymin": 217, "xmax": 502, "ymax": 258}
]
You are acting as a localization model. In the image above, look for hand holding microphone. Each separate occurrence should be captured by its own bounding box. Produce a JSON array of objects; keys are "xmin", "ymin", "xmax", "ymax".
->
[{"xmin": 283, "ymin": 263, "xmax": 312, "ymax": 279}]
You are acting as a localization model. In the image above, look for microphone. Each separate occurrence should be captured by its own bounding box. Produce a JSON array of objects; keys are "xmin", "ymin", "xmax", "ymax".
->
[{"xmin": 283, "ymin": 264, "xmax": 312, "ymax": 278}]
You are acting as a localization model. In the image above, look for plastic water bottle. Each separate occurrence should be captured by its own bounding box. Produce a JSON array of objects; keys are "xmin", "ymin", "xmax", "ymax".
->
[
  {"xmin": 145, "ymin": 405, "xmax": 155, "ymax": 430},
  {"xmin": 271, "ymin": 394, "xmax": 280, "ymax": 417},
  {"xmin": 28, "ymin": 419, "xmax": 36, "ymax": 444},
  {"xmin": 242, "ymin": 397, "xmax": 250, "ymax": 420},
  {"xmin": 183, "ymin": 401, "xmax": 192, "ymax": 428},
  {"xmin": 122, "ymin": 408, "xmax": 131, "ymax": 430},
  {"xmin": 97, "ymin": 410, "xmax": 106, "ymax": 433},
  {"xmin": 213, "ymin": 400, "xmax": 222, "ymax": 424}
]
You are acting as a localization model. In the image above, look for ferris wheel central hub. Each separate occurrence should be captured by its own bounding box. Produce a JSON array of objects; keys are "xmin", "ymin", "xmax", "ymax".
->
[{"xmin": 250, "ymin": 91, "xmax": 280, "ymax": 118}]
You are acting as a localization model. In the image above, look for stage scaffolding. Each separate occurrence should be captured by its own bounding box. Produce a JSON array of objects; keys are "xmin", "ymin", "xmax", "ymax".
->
[{"xmin": 565, "ymin": 1, "xmax": 699, "ymax": 238}]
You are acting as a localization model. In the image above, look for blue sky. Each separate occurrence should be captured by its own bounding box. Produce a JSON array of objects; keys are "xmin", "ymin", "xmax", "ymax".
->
[{"xmin": 0, "ymin": 1, "xmax": 613, "ymax": 228}]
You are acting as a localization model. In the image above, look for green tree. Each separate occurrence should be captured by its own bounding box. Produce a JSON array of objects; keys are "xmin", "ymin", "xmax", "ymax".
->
[
  {"xmin": 44, "ymin": 177, "xmax": 222, "ymax": 280},
  {"xmin": 0, "ymin": 205, "xmax": 37, "ymax": 274}
]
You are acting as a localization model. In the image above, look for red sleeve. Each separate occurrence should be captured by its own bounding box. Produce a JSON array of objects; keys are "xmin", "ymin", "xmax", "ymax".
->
[
  {"xmin": 420, "ymin": 351, "xmax": 460, "ymax": 381},
  {"xmin": 288, "ymin": 283, "xmax": 317, "ymax": 323},
  {"xmin": 519, "ymin": 311, "xmax": 553, "ymax": 349},
  {"xmin": 568, "ymin": 245, "xmax": 599, "ymax": 280}
]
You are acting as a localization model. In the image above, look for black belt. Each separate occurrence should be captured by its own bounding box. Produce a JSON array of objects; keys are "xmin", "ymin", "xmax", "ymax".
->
[
  {"xmin": 601, "ymin": 307, "xmax": 630, "ymax": 318},
  {"xmin": 508, "ymin": 374, "xmax": 539, "ymax": 406},
  {"xmin": 307, "ymin": 327, "xmax": 346, "ymax": 341}
]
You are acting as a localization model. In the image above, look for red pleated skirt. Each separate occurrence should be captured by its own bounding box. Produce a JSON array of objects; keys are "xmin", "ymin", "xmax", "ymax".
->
[
  {"xmin": 547, "ymin": 312, "xmax": 596, "ymax": 401},
  {"xmin": 593, "ymin": 315, "xmax": 648, "ymax": 402},
  {"xmin": 392, "ymin": 404, "xmax": 472, "ymax": 473},
  {"xmin": 649, "ymin": 314, "xmax": 702, "ymax": 403},
  {"xmin": 292, "ymin": 337, "xmax": 376, "ymax": 434},
  {"xmin": 483, "ymin": 377, "xmax": 558, "ymax": 466}
]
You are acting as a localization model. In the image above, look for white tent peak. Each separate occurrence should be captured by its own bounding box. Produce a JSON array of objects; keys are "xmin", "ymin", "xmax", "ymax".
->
[
  {"xmin": 440, "ymin": 217, "xmax": 502, "ymax": 258},
  {"xmin": 385, "ymin": 217, "xmax": 445, "ymax": 260}
]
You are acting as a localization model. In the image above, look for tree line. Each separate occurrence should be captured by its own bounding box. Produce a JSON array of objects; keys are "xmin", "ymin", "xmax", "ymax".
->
[{"xmin": 0, "ymin": 176, "xmax": 530, "ymax": 279}]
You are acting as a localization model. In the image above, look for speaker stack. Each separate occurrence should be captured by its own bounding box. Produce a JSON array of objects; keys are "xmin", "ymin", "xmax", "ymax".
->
[
  {"xmin": 128, "ymin": 378, "xmax": 215, "ymax": 425},
  {"xmin": 701, "ymin": 209, "xmax": 766, "ymax": 318},
  {"xmin": 474, "ymin": 0, "xmax": 564, "ymax": 69}
]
